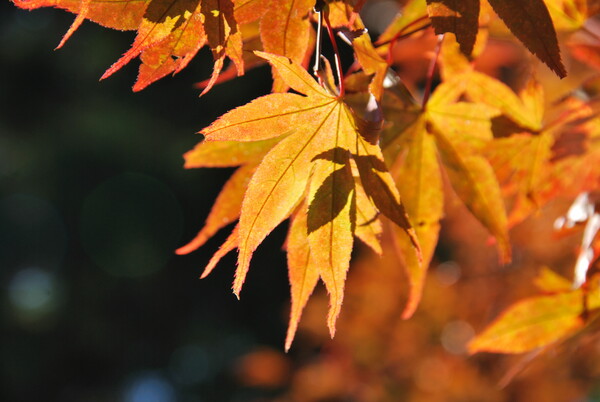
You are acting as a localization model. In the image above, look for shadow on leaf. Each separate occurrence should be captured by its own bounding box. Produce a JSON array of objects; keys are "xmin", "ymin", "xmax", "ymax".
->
[{"xmin": 308, "ymin": 148, "xmax": 354, "ymax": 234}]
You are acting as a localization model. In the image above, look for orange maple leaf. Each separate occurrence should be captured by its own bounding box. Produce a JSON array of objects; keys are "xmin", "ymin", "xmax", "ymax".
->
[
  {"xmin": 180, "ymin": 51, "xmax": 420, "ymax": 347},
  {"xmin": 14, "ymin": 0, "xmax": 245, "ymax": 92}
]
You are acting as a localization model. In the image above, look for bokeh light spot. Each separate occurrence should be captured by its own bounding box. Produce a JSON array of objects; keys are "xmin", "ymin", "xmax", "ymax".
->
[
  {"xmin": 123, "ymin": 372, "xmax": 176, "ymax": 402},
  {"xmin": 441, "ymin": 320, "xmax": 475, "ymax": 355},
  {"xmin": 8, "ymin": 267, "xmax": 58, "ymax": 317},
  {"xmin": 434, "ymin": 261, "xmax": 461, "ymax": 287}
]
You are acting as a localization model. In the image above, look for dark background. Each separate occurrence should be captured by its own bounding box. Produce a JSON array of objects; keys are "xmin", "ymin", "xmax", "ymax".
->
[{"xmin": 1, "ymin": 3, "xmax": 295, "ymax": 401}]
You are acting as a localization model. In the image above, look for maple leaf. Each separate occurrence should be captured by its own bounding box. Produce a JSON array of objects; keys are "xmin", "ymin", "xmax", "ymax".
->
[
  {"xmin": 545, "ymin": 95, "xmax": 600, "ymax": 197},
  {"xmin": 482, "ymin": 79, "xmax": 600, "ymax": 227},
  {"xmin": 193, "ymin": 51, "xmax": 419, "ymax": 344},
  {"xmin": 401, "ymin": 76, "xmax": 509, "ymax": 257},
  {"xmin": 420, "ymin": 0, "xmax": 566, "ymax": 77},
  {"xmin": 260, "ymin": 0, "xmax": 315, "ymax": 92},
  {"xmin": 468, "ymin": 290, "xmax": 586, "ymax": 354},
  {"xmin": 14, "ymin": 0, "xmax": 244, "ymax": 92},
  {"xmin": 12, "ymin": 0, "xmax": 148, "ymax": 32},
  {"xmin": 545, "ymin": 0, "xmax": 588, "ymax": 31},
  {"xmin": 487, "ymin": 0, "xmax": 566, "ymax": 77},
  {"xmin": 350, "ymin": 17, "xmax": 389, "ymax": 101},
  {"xmin": 376, "ymin": 72, "xmax": 510, "ymax": 317},
  {"xmin": 176, "ymin": 138, "xmax": 282, "ymax": 255},
  {"xmin": 426, "ymin": 0, "xmax": 480, "ymax": 56},
  {"xmin": 285, "ymin": 203, "xmax": 320, "ymax": 351},
  {"xmin": 390, "ymin": 117, "xmax": 443, "ymax": 318},
  {"xmin": 234, "ymin": 0, "xmax": 267, "ymax": 25},
  {"xmin": 470, "ymin": 270, "xmax": 600, "ymax": 354},
  {"xmin": 377, "ymin": 0, "xmax": 429, "ymax": 46}
]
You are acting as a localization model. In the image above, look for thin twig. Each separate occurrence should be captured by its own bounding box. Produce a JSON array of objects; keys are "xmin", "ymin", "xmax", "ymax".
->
[
  {"xmin": 422, "ymin": 34, "xmax": 444, "ymax": 108},
  {"xmin": 324, "ymin": 12, "xmax": 345, "ymax": 97}
]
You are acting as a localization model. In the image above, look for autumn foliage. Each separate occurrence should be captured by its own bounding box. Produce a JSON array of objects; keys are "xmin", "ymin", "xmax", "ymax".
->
[{"xmin": 13, "ymin": 0, "xmax": 600, "ymax": 371}]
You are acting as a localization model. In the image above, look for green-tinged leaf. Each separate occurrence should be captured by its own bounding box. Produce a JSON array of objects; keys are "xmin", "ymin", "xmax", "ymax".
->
[
  {"xmin": 587, "ymin": 275, "xmax": 600, "ymax": 310},
  {"xmin": 285, "ymin": 205, "xmax": 320, "ymax": 351},
  {"xmin": 545, "ymin": 0, "xmax": 588, "ymax": 31},
  {"xmin": 176, "ymin": 164, "xmax": 256, "ymax": 255},
  {"xmin": 308, "ymin": 148, "xmax": 355, "ymax": 337},
  {"xmin": 462, "ymin": 71, "xmax": 540, "ymax": 131},
  {"xmin": 439, "ymin": 32, "xmax": 474, "ymax": 79},
  {"xmin": 487, "ymin": 0, "xmax": 566, "ymax": 77},
  {"xmin": 350, "ymin": 16, "xmax": 388, "ymax": 101},
  {"xmin": 380, "ymin": 94, "xmax": 422, "ymax": 160},
  {"xmin": 427, "ymin": 102, "xmax": 499, "ymax": 146},
  {"xmin": 425, "ymin": 74, "xmax": 466, "ymax": 108},
  {"xmin": 519, "ymin": 76, "xmax": 546, "ymax": 127},
  {"xmin": 429, "ymin": 121, "xmax": 511, "ymax": 263},
  {"xmin": 534, "ymin": 267, "xmax": 573, "ymax": 293},
  {"xmin": 484, "ymin": 133, "xmax": 554, "ymax": 226},
  {"xmin": 377, "ymin": 0, "xmax": 428, "ymax": 45},
  {"xmin": 392, "ymin": 118, "xmax": 443, "ymax": 318},
  {"xmin": 426, "ymin": 0, "xmax": 480, "ymax": 55},
  {"xmin": 469, "ymin": 290, "xmax": 585, "ymax": 353}
]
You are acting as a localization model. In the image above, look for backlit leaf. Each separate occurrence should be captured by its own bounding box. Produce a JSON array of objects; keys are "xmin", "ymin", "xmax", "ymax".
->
[
  {"xmin": 285, "ymin": 205, "xmax": 320, "ymax": 351},
  {"xmin": 234, "ymin": 0, "xmax": 267, "ymax": 25},
  {"xmin": 13, "ymin": 0, "xmax": 148, "ymax": 30},
  {"xmin": 200, "ymin": 224, "xmax": 239, "ymax": 278},
  {"xmin": 260, "ymin": 0, "xmax": 315, "ymax": 91},
  {"xmin": 183, "ymin": 137, "xmax": 282, "ymax": 168},
  {"xmin": 462, "ymin": 71, "xmax": 540, "ymax": 131},
  {"xmin": 427, "ymin": 86, "xmax": 510, "ymax": 262},
  {"xmin": 101, "ymin": 0, "xmax": 205, "ymax": 85},
  {"xmin": 354, "ymin": 175, "xmax": 383, "ymax": 255},
  {"xmin": 487, "ymin": 0, "xmax": 566, "ymax": 77},
  {"xmin": 308, "ymin": 148, "xmax": 355, "ymax": 336},
  {"xmin": 534, "ymin": 267, "xmax": 573, "ymax": 293},
  {"xmin": 426, "ymin": 0, "xmax": 480, "ymax": 56},
  {"xmin": 377, "ymin": 0, "xmax": 428, "ymax": 45},
  {"xmin": 469, "ymin": 290, "xmax": 585, "ymax": 353},
  {"xmin": 355, "ymin": 136, "xmax": 420, "ymax": 254},
  {"xmin": 352, "ymin": 28, "xmax": 388, "ymax": 101},
  {"xmin": 392, "ymin": 117, "xmax": 443, "ymax": 318}
]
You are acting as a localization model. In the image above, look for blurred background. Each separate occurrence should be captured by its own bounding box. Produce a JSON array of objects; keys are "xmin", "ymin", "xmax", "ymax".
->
[
  {"xmin": 1, "ymin": 3, "xmax": 296, "ymax": 401},
  {"xmin": 5, "ymin": 2, "xmax": 600, "ymax": 402}
]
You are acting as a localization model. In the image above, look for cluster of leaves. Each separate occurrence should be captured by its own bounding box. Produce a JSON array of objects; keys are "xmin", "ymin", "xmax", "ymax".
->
[{"xmin": 13, "ymin": 0, "xmax": 600, "ymax": 353}]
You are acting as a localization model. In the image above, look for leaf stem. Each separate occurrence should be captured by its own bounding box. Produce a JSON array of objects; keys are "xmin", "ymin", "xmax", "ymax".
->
[
  {"xmin": 384, "ymin": 22, "xmax": 432, "ymax": 64},
  {"xmin": 324, "ymin": 12, "xmax": 345, "ymax": 97},
  {"xmin": 379, "ymin": 16, "xmax": 431, "ymax": 46},
  {"xmin": 422, "ymin": 34, "xmax": 444, "ymax": 108},
  {"xmin": 313, "ymin": 8, "xmax": 324, "ymax": 85}
]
